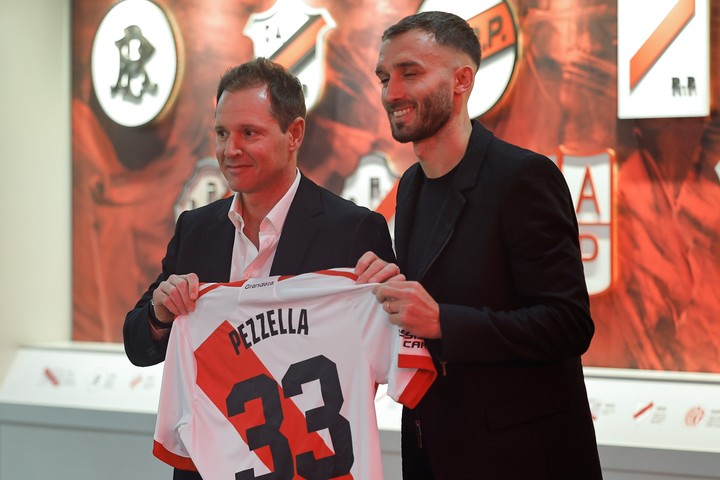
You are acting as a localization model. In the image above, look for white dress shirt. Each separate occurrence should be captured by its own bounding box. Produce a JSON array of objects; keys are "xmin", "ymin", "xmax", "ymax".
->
[{"xmin": 227, "ymin": 169, "xmax": 301, "ymax": 281}]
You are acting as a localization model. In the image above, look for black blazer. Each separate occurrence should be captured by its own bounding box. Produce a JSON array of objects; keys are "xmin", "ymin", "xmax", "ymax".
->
[
  {"xmin": 123, "ymin": 174, "xmax": 395, "ymax": 366},
  {"xmin": 397, "ymin": 122, "xmax": 602, "ymax": 479}
]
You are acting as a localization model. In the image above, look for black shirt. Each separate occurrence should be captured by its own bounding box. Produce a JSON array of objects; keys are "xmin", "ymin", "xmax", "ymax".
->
[{"xmin": 405, "ymin": 165, "xmax": 459, "ymax": 280}]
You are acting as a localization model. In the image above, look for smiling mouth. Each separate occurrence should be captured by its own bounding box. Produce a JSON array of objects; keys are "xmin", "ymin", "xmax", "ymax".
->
[
  {"xmin": 392, "ymin": 108, "xmax": 413, "ymax": 118},
  {"xmin": 225, "ymin": 163, "xmax": 251, "ymax": 171}
]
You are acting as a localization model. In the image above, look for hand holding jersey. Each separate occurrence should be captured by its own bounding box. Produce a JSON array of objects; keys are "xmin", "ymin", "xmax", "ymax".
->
[
  {"xmin": 355, "ymin": 251, "xmax": 442, "ymax": 340},
  {"xmin": 354, "ymin": 250, "xmax": 405, "ymax": 284},
  {"xmin": 152, "ymin": 273, "xmax": 200, "ymax": 324},
  {"xmin": 375, "ymin": 280, "xmax": 442, "ymax": 340}
]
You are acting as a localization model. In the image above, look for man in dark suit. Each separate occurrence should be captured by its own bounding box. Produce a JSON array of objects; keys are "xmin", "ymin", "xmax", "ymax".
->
[
  {"xmin": 123, "ymin": 58, "xmax": 394, "ymax": 480},
  {"xmin": 355, "ymin": 11, "xmax": 603, "ymax": 479}
]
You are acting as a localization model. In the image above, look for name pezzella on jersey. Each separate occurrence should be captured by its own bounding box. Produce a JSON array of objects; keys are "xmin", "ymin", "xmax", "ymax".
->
[{"xmin": 228, "ymin": 307, "xmax": 310, "ymax": 354}]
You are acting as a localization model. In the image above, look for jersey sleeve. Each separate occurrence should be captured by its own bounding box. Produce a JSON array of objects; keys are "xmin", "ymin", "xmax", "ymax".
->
[
  {"xmin": 386, "ymin": 327, "xmax": 437, "ymax": 409},
  {"xmin": 152, "ymin": 316, "xmax": 199, "ymax": 472}
]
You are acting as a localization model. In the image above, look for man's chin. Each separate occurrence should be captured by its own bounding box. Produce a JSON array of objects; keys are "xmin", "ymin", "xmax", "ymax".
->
[{"xmin": 391, "ymin": 126, "xmax": 414, "ymax": 144}]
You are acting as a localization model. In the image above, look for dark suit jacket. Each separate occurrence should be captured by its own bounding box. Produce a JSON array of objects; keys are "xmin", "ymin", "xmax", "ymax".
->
[
  {"xmin": 398, "ymin": 122, "xmax": 602, "ymax": 479},
  {"xmin": 122, "ymin": 174, "xmax": 394, "ymax": 480}
]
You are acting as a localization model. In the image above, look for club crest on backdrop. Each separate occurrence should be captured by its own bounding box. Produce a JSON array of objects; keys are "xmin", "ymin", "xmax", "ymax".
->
[
  {"xmin": 418, "ymin": 0, "xmax": 519, "ymax": 118},
  {"xmin": 91, "ymin": 0, "xmax": 182, "ymax": 127},
  {"xmin": 244, "ymin": 0, "xmax": 335, "ymax": 111}
]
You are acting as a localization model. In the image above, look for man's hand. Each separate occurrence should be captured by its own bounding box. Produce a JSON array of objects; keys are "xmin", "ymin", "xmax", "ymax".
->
[
  {"xmin": 354, "ymin": 251, "xmax": 405, "ymax": 284},
  {"xmin": 373, "ymin": 281, "xmax": 442, "ymax": 339},
  {"xmin": 152, "ymin": 273, "xmax": 200, "ymax": 323}
]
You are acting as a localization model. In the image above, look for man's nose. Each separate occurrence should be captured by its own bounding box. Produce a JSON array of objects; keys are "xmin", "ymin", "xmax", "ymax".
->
[
  {"xmin": 384, "ymin": 76, "xmax": 405, "ymax": 102},
  {"xmin": 225, "ymin": 134, "xmax": 243, "ymax": 157}
]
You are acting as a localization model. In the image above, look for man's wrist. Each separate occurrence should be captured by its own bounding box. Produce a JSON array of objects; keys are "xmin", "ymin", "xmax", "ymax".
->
[{"xmin": 148, "ymin": 299, "xmax": 171, "ymax": 330}]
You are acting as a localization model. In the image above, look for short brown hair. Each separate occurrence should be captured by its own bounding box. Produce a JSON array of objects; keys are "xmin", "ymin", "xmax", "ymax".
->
[
  {"xmin": 216, "ymin": 58, "xmax": 306, "ymax": 132},
  {"xmin": 382, "ymin": 11, "xmax": 482, "ymax": 68}
]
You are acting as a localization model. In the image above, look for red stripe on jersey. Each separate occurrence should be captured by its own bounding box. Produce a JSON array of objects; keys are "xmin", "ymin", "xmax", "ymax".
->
[
  {"xmin": 396, "ymin": 368, "xmax": 437, "ymax": 409},
  {"xmin": 396, "ymin": 354, "xmax": 437, "ymax": 409},
  {"xmin": 153, "ymin": 440, "xmax": 198, "ymax": 471},
  {"xmin": 312, "ymin": 269, "xmax": 359, "ymax": 281},
  {"xmin": 278, "ymin": 269, "xmax": 359, "ymax": 283},
  {"xmin": 197, "ymin": 279, "xmax": 250, "ymax": 299},
  {"xmin": 398, "ymin": 353, "xmax": 435, "ymax": 371},
  {"xmin": 195, "ymin": 320, "xmax": 354, "ymax": 480}
]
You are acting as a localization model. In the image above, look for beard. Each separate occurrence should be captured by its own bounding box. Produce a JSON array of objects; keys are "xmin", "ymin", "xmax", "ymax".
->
[{"xmin": 387, "ymin": 81, "xmax": 453, "ymax": 144}]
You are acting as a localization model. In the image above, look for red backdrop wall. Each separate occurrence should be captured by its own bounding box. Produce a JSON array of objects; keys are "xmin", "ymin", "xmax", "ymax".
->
[{"xmin": 72, "ymin": 0, "xmax": 720, "ymax": 373}]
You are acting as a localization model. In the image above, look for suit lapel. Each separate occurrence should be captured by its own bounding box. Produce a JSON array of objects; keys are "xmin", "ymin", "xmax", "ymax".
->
[
  {"xmin": 271, "ymin": 175, "xmax": 322, "ymax": 275},
  {"xmin": 395, "ymin": 165, "xmax": 422, "ymax": 274},
  {"xmin": 400, "ymin": 122, "xmax": 493, "ymax": 281},
  {"xmin": 207, "ymin": 197, "xmax": 235, "ymax": 282}
]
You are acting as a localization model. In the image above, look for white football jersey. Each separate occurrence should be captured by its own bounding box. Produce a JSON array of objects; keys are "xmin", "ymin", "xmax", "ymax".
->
[{"xmin": 153, "ymin": 268, "xmax": 436, "ymax": 479}]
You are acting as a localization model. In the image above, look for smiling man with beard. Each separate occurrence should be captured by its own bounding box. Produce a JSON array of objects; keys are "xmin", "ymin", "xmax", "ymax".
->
[{"xmin": 356, "ymin": 11, "xmax": 603, "ymax": 479}]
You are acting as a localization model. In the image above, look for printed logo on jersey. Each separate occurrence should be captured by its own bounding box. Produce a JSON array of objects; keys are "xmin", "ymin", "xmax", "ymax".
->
[
  {"xmin": 91, "ymin": 0, "xmax": 182, "ymax": 127},
  {"xmin": 243, "ymin": 279, "xmax": 277, "ymax": 290},
  {"xmin": 553, "ymin": 148, "xmax": 616, "ymax": 295},
  {"xmin": 618, "ymin": 0, "xmax": 710, "ymax": 118},
  {"xmin": 418, "ymin": 0, "xmax": 519, "ymax": 118},
  {"xmin": 399, "ymin": 329, "xmax": 426, "ymax": 350},
  {"xmin": 244, "ymin": 0, "xmax": 335, "ymax": 110}
]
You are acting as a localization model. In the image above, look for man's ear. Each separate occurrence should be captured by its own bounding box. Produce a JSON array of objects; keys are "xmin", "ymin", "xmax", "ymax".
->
[
  {"xmin": 287, "ymin": 117, "xmax": 305, "ymax": 152},
  {"xmin": 454, "ymin": 65, "xmax": 475, "ymax": 95}
]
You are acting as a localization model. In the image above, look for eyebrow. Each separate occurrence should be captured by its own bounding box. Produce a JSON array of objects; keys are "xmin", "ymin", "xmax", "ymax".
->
[
  {"xmin": 376, "ymin": 59, "xmax": 422, "ymax": 76},
  {"xmin": 394, "ymin": 60, "xmax": 422, "ymax": 68}
]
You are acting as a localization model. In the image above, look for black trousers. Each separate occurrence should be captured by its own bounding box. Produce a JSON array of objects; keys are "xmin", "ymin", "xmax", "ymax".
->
[{"xmin": 402, "ymin": 407, "xmax": 436, "ymax": 480}]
